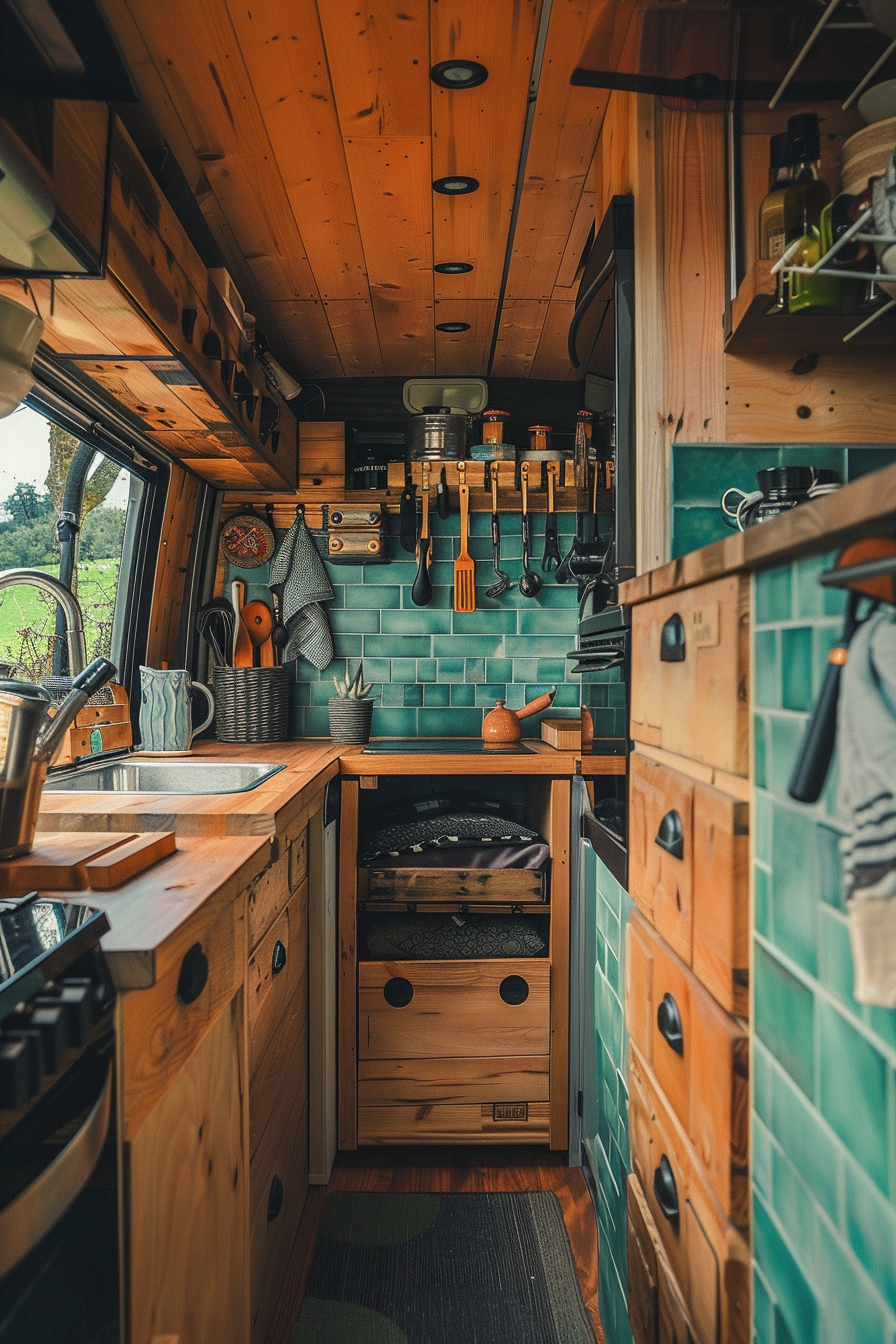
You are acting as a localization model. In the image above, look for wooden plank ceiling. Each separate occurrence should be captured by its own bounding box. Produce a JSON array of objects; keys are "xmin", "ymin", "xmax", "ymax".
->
[{"xmin": 100, "ymin": 0, "xmax": 612, "ymax": 382}]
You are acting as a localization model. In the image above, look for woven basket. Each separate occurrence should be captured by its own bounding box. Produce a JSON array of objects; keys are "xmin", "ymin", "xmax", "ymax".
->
[
  {"xmin": 211, "ymin": 666, "xmax": 290, "ymax": 743},
  {"xmin": 328, "ymin": 697, "xmax": 374, "ymax": 745}
]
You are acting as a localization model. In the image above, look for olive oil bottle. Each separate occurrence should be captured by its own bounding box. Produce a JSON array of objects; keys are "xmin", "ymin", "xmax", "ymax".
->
[
  {"xmin": 784, "ymin": 113, "xmax": 839, "ymax": 314},
  {"xmin": 758, "ymin": 131, "xmax": 793, "ymax": 263}
]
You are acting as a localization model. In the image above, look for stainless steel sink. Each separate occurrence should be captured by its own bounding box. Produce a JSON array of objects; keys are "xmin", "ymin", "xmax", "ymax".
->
[{"xmin": 43, "ymin": 758, "xmax": 286, "ymax": 794}]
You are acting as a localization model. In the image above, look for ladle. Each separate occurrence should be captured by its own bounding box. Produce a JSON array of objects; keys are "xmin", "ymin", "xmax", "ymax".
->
[{"xmin": 485, "ymin": 462, "xmax": 511, "ymax": 599}]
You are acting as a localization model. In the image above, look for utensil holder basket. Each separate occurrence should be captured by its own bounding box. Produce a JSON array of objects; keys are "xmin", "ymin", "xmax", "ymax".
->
[{"xmin": 211, "ymin": 666, "xmax": 291, "ymax": 743}]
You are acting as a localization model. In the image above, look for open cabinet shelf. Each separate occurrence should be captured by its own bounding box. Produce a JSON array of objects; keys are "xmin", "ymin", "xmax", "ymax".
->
[{"xmin": 726, "ymin": 259, "xmax": 896, "ymax": 355}]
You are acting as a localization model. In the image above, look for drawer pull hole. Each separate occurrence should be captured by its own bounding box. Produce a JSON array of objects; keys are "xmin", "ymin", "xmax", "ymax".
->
[
  {"xmin": 660, "ymin": 613, "xmax": 686, "ymax": 662},
  {"xmin": 384, "ymin": 977, "xmax": 414, "ymax": 1008},
  {"xmin": 657, "ymin": 993, "xmax": 684, "ymax": 1055},
  {"xmin": 177, "ymin": 943, "xmax": 208, "ymax": 1005},
  {"xmin": 271, "ymin": 940, "xmax": 287, "ymax": 976},
  {"xmin": 267, "ymin": 1175, "xmax": 284, "ymax": 1222},
  {"xmin": 654, "ymin": 1155, "xmax": 679, "ymax": 1226},
  {"xmin": 655, "ymin": 810, "xmax": 684, "ymax": 860},
  {"xmin": 500, "ymin": 975, "xmax": 529, "ymax": 1005}
]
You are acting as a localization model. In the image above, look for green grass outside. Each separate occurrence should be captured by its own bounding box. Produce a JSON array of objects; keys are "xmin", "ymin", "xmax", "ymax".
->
[{"xmin": 0, "ymin": 560, "xmax": 121, "ymax": 678}]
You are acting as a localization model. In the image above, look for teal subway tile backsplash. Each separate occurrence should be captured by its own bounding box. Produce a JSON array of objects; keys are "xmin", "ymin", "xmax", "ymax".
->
[{"xmin": 753, "ymin": 548, "xmax": 896, "ymax": 1344}]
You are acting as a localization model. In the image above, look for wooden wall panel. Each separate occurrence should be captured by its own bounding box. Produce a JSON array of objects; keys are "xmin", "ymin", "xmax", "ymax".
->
[
  {"xmin": 223, "ymin": 0, "xmax": 370, "ymax": 303},
  {"xmin": 316, "ymin": 0, "xmax": 431, "ymax": 139},
  {"xmin": 266, "ymin": 301, "xmax": 345, "ymax": 380},
  {"xmin": 430, "ymin": 0, "xmax": 541, "ymax": 302},
  {"xmin": 342, "ymin": 138, "xmax": 434, "ymax": 303},
  {"xmin": 434, "ymin": 298, "xmax": 497, "ymax": 376},
  {"xmin": 492, "ymin": 299, "xmax": 549, "ymax": 377},
  {"xmin": 530, "ymin": 300, "xmax": 576, "ymax": 381},
  {"xmin": 372, "ymin": 295, "xmax": 435, "ymax": 377},
  {"xmin": 726, "ymin": 352, "xmax": 896, "ymax": 442},
  {"xmin": 323, "ymin": 301, "xmax": 384, "ymax": 378},
  {"xmin": 146, "ymin": 463, "xmax": 201, "ymax": 667},
  {"xmin": 503, "ymin": 0, "xmax": 611, "ymax": 304}
]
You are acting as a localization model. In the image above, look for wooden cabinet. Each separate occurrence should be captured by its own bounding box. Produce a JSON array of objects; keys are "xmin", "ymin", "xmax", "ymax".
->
[
  {"xmin": 630, "ymin": 575, "xmax": 750, "ymax": 776},
  {"xmin": 629, "ymin": 752, "xmax": 749, "ymax": 1017},
  {"xmin": 626, "ymin": 912, "xmax": 748, "ymax": 1226},
  {"xmin": 341, "ymin": 774, "xmax": 571, "ymax": 1150},
  {"xmin": 628, "ymin": 1174, "xmax": 698, "ymax": 1344},
  {"xmin": 629, "ymin": 1047, "xmax": 750, "ymax": 1344}
]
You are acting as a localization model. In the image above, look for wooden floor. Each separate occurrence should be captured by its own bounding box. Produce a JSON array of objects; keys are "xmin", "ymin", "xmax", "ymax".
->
[{"xmin": 268, "ymin": 1147, "xmax": 605, "ymax": 1344}]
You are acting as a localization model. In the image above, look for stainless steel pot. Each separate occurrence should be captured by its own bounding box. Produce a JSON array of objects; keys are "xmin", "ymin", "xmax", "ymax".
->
[
  {"xmin": 407, "ymin": 411, "xmax": 468, "ymax": 460},
  {"xmin": 0, "ymin": 658, "xmax": 117, "ymax": 859}
]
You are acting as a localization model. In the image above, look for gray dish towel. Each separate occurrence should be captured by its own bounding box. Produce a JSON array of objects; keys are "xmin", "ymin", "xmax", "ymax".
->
[
  {"xmin": 268, "ymin": 514, "xmax": 335, "ymax": 670},
  {"xmin": 836, "ymin": 608, "xmax": 896, "ymax": 1005}
]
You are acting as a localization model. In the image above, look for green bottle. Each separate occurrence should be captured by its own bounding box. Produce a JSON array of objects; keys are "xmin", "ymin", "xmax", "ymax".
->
[{"xmin": 784, "ymin": 113, "xmax": 839, "ymax": 314}]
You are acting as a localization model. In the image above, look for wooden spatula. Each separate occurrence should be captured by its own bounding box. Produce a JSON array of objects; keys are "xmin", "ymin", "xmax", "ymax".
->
[
  {"xmin": 231, "ymin": 580, "xmax": 254, "ymax": 668},
  {"xmin": 454, "ymin": 480, "xmax": 476, "ymax": 612},
  {"xmin": 243, "ymin": 599, "xmax": 275, "ymax": 667}
]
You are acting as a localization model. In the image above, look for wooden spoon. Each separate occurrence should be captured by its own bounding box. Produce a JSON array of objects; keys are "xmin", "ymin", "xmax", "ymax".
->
[
  {"xmin": 243, "ymin": 599, "xmax": 275, "ymax": 666},
  {"xmin": 231, "ymin": 580, "xmax": 254, "ymax": 668}
]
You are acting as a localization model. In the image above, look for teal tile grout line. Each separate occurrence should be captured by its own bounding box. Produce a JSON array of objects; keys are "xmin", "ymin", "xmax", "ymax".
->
[{"xmin": 753, "ymin": 926, "xmax": 896, "ymax": 1069}]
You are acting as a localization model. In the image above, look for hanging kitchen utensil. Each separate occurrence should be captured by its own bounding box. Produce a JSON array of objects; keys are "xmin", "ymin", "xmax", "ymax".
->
[
  {"xmin": 399, "ymin": 464, "xmax": 418, "ymax": 553},
  {"xmin": 542, "ymin": 461, "xmax": 562, "ymax": 571},
  {"xmin": 220, "ymin": 509, "xmax": 276, "ymax": 569},
  {"xmin": 411, "ymin": 461, "xmax": 433, "ymax": 607},
  {"xmin": 242, "ymin": 599, "xmax": 275, "ymax": 667},
  {"xmin": 231, "ymin": 579, "xmax": 254, "ymax": 668},
  {"xmin": 518, "ymin": 462, "xmax": 542, "ymax": 598},
  {"xmin": 436, "ymin": 464, "xmax": 450, "ymax": 519},
  {"xmin": 556, "ymin": 463, "xmax": 607, "ymax": 587},
  {"xmin": 789, "ymin": 535, "xmax": 896, "ymax": 803},
  {"xmin": 271, "ymin": 589, "xmax": 289, "ymax": 662},
  {"xmin": 485, "ymin": 461, "xmax": 511, "ymax": 599},
  {"xmin": 454, "ymin": 463, "xmax": 476, "ymax": 613}
]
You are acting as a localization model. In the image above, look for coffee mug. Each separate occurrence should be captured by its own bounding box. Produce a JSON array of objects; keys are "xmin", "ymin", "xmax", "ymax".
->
[{"xmin": 138, "ymin": 666, "xmax": 214, "ymax": 753}]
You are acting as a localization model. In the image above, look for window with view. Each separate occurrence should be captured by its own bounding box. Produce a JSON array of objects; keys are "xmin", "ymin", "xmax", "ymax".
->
[{"xmin": 0, "ymin": 403, "xmax": 143, "ymax": 683}]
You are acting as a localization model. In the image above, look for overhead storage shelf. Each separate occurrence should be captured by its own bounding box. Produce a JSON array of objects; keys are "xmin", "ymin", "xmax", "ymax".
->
[{"xmin": 726, "ymin": 260, "xmax": 896, "ymax": 354}]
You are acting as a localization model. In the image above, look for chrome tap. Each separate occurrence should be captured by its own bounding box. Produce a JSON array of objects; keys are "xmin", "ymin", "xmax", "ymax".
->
[{"xmin": 0, "ymin": 569, "xmax": 87, "ymax": 675}]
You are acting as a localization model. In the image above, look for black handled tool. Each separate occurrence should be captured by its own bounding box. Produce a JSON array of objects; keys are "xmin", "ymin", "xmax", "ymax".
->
[
  {"xmin": 411, "ymin": 462, "xmax": 433, "ymax": 606},
  {"xmin": 518, "ymin": 463, "xmax": 542, "ymax": 598},
  {"xmin": 788, "ymin": 590, "xmax": 863, "ymax": 803},
  {"xmin": 399, "ymin": 463, "xmax": 417, "ymax": 552},
  {"xmin": 485, "ymin": 462, "xmax": 511, "ymax": 598},
  {"xmin": 436, "ymin": 465, "xmax": 450, "ymax": 520},
  {"xmin": 542, "ymin": 461, "xmax": 562, "ymax": 571}
]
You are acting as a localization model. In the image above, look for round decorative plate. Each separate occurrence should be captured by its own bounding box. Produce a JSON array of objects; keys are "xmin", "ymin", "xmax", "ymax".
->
[{"xmin": 220, "ymin": 512, "xmax": 276, "ymax": 568}]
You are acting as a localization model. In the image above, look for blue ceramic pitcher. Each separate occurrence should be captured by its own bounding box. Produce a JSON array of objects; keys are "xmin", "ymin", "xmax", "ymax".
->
[{"xmin": 138, "ymin": 667, "xmax": 214, "ymax": 754}]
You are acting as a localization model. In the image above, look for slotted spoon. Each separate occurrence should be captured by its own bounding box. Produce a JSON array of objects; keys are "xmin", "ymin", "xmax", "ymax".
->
[{"xmin": 454, "ymin": 481, "xmax": 476, "ymax": 612}]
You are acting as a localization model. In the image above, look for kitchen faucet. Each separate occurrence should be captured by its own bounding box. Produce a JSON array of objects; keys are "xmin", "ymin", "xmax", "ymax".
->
[{"xmin": 0, "ymin": 569, "xmax": 87, "ymax": 675}]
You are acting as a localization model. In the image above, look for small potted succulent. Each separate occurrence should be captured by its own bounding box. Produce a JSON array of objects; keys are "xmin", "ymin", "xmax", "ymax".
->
[{"xmin": 328, "ymin": 661, "xmax": 376, "ymax": 744}]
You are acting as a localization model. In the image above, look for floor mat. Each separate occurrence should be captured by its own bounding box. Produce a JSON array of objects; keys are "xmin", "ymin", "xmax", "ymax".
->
[{"xmin": 292, "ymin": 1190, "xmax": 595, "ymax": 1344}]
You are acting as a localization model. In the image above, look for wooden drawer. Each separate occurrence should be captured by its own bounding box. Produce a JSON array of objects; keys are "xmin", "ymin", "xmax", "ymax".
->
[
  {"xmin": 247, "ymin": 826, "xmax": 305, "ymax": 953},
  {"xmin": 358, "ymin": 1100, "xmax": 550, "ymax": 1145},
  {"xmin": 248, "ymin": 879, "xmax": 307, "ymax": 1078},
  {"xmin": 119, "ymin": 893, "xmax": 243, "ymax": 1142},
  {"xmin": 630, "ymin": 575, "xmax": 749, "ymax": 776},
  {"xmin": 627, "ymin": 1173, "xmax": 698, "ymax": 1344},
  {"xmin": 628, "ymin": 1046, "xmax": 750, "ymax": 1344},
  {"xmin": 358, "ymin": 959, "xmax": 550, "ymax": 1060},
  {"xmin": 361, "ymin": 865, "xmax": 546, "ymax": 903},
  {"xmin": 626, "ymin": 912, "xmax": 749, "ymax": 1226},
  {"xmin": 358, "ymin": 1055, "xmax": 550, "ymax": 1105},
  {"xmin": 250, "ymin": 1035, "xmax": 308, "ymax": 1344},
  {"xmin": 629, "ymin": 753, "xmax": 749, "ymax": 1016}
]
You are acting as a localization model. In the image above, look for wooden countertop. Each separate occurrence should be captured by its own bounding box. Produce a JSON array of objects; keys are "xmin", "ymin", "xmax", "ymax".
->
[
  {"xmin": 37, "ymin": 739, "xmax": 342, "ymax": 837},
  {"xmin": 37, "ymin": 737, "xmax": 622, "ymax": 840},
  {"xmin": 44, "ymin": 834, "xmax": 271, "ymax": 990},
  {"xmin": 620, "ymin": 457, "xmax": 896, "ymax": 606}
]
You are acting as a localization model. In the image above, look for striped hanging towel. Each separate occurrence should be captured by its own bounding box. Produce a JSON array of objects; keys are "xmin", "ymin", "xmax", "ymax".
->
[
  {"xmin": 837, "ymin": 607, "xmax": 896, "ymax": 1005},
  {"xmin": 268, "ymin": 513, "xmax": 335, "ymax": 670}
]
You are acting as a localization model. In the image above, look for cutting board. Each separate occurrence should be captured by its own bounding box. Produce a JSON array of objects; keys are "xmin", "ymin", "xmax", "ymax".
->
[{"xmin": 0, "ymin": 831, "xmax": 176, "ymax": 893}]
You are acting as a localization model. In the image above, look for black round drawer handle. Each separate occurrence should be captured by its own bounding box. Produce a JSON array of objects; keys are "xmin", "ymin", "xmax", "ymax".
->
[
  {"xmin": 267, "ymin": 1175, "xmax": 284, "ymax": 1222},
  {"xmin": 177, "ymin": 943, "xmax": 209, "ymax": 1005},
  {"xmin": 654, "ymin": 1154, "xmax": 680, "ymax": 1226},
  {"xmin": 660, "ymin": 613, "xmax": 686, "ymax": 662},
  {"xmin": 657, "ymin": 993, "xmax": 684, "ymax": 1055},
  {"xmin": 655, "ymin": 810, "xmax": 684, "ymax": 860},
  {"xmin": 500, "ymin": 975, "xmax": 530, "ymax": 1006},
  {"xmin": 271, "ymin": 940, "xmax": 287, "ymax": 976},
  {"xmin": 383, "ymin": 977, "xmax": 414, "ymax": 1008}
]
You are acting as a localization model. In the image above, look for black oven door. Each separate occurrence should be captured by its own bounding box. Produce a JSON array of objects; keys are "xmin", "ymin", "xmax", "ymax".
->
[{"xmin": 0, "ymin": 1035, "xmax": 118, "ymax": 1344}]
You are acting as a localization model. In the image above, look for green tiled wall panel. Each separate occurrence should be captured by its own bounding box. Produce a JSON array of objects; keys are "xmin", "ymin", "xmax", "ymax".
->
[{"xmin": 753, "ymin": 552, "xmax": 896, "ymax": 1344}]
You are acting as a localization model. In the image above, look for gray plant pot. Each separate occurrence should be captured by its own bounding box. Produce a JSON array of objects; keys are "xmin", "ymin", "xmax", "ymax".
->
[{"xmin": 328, "ymin": 697, "xmax": 374, "ymax": 745}]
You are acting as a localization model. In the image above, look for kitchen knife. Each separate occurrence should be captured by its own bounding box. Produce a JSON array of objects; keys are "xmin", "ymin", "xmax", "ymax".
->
[
  {"xmin": 411, "ymin": 462, "xmax": 433, "ymax": 606},
  {"xmin": 399, "ymin": 472, "xmax": 418, "ymax": 552}
]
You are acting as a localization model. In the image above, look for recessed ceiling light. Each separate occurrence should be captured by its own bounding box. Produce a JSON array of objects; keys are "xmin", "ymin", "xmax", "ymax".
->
[
  {"xmin": 433, "ymin": 176, "xmax": 479, "ymax": 195},
  {"xmin": 436, "ymin": 322, "xmax": 470, "ymax": 332},
  {"xmin": 431, "ymin": 59, "xmax": 488, "ymax": 90},
  {"xmin": 434, "ymin": 261, "xmax": 474, "ymax": 274}
]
